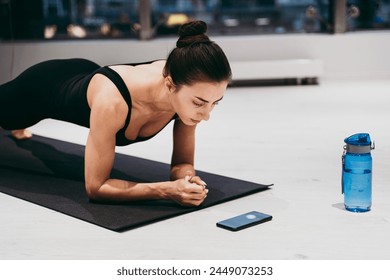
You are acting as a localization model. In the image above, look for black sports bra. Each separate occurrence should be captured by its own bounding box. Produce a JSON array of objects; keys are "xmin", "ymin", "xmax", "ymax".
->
[{"xmin": 93, "ymin": 65, "xmax": 176, "ymax": 146}]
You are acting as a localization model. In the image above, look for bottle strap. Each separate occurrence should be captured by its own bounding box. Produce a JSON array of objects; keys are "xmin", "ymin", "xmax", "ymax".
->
[{"xmin": 341, "ymin": 146, "xmax": 346, "ymax": 194}]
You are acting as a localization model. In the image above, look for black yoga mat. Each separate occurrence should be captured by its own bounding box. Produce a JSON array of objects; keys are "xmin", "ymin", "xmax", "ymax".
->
[{"xmin": 0, "ymin": 128, "xmax": 271, "ymax": 232}]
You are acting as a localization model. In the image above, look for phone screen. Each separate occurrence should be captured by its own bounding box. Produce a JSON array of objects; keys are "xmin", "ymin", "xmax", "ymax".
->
[{"xmin": 216, "ymin": 211, "xmax": 272, "ymax": 231}]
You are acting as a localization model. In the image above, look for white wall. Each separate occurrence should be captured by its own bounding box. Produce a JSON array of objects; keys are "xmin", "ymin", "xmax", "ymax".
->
[{"xmin": 1, "ymin": 31, "xmax": 390, "ymax": 84}]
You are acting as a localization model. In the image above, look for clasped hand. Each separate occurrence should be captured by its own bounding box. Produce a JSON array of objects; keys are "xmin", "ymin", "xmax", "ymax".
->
[{"xmin": 171, "ymin": 175, "xmax": 208, "ymax": 207}]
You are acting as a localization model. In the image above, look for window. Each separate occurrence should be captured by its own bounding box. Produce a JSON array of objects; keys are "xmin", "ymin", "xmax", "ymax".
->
[
  {"xmin": 347, "ymin": 0, "xmax": 390, "ymax": 31},
  {"xmin": 0, "ymin": 0, "xmax": 389, "ymax": 41}
]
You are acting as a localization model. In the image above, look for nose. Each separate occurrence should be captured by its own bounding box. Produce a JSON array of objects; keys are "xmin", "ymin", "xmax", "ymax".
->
[
  {"xmin": 199, "ymin": 107, "xmax": 211, "ymax": 121},
  {"xmin": 203, "ymin": 111, "xmax": 210, "ymax": 121}
]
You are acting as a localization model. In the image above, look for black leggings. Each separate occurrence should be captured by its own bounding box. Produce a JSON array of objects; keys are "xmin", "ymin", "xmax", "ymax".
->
[{"xmin": 0, "ymin": 58, "xmax": 99, "ymax": 130}]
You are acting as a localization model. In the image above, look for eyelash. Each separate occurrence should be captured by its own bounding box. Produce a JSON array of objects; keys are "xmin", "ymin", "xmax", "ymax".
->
[
  {"xmin": 193, "ymin": 101, "xmax": 204, "ymax": 107},
  {"xmin": 193, "ymin": 101, "xmax": 219, "ymax": 107}
]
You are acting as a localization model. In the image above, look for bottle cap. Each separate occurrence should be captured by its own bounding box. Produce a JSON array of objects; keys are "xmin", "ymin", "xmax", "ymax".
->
[{"xmin": 344, "ymin": 133, "xmax": 374, "ymax": 154}]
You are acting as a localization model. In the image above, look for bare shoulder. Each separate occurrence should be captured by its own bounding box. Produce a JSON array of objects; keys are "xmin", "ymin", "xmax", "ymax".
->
[
  {"xmin": 88, "ymin": 75, "xmax": 128, "ymax": 130},
  {"xmin": 112, "ymin": 60, "xmax": 165, "ymax": 71},
  {"xmin": 110, "ymin": 61, "xmax": 165, "ymax": 82}
]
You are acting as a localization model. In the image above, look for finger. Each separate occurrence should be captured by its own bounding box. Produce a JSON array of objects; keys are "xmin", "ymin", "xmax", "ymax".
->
[
  {"xmin": 188, "ymin": 190, "xmax": 209, "ymax": 202},
  {"xmin": 189, "ymin": 176, "xmax": 207, "ymax": 188},
  {"xmin": 186, "ymin": 183, "xmax": 206, "ymax": 194},
  {"xmin": 184, "ymin": 175, "xmax": 192, "ymax": 182},
  {"xmin": 187, "ymin": 193, "xmax": 208, "ymax": 206},
  {"xmin": 180, "ymin": 188, "xmax": 209, "ymax": 206},
  {"xmin": 178, "ymin": 192, "xmax": 205, "ymax": 206},
  {"xmin": 191, "ymin": 190, "xmax": 208, "ymax": 199},
  {"xmin": 185, "ymin": 176, "xmax": 204, "ymax": 190}
]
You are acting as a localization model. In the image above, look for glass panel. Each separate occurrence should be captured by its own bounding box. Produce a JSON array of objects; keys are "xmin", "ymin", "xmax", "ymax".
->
[
  {"xmin": 347, "ymin": 0, "xmax": 390, "ymax": 31},
  {"xmin": 43, "ymin": 0, "xmax": 141, "ymax": 39},
  {"xmin": 0, "ymin": 0, "xmax": 46, "ymax": 39},
  {"xmin": 0, "ymin": 0, "xmax": 140, "ymax": 40},
  {"xmin": 152, "ymin": 0, "xmax": 331, "ymax": 36},
  {"xmin": 1, "ymin": 0, "xmax": 389, "ymax": 41}
]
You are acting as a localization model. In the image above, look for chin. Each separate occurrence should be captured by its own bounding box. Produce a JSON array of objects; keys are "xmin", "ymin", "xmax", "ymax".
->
[
  {"xmin": 176, "ymin": 114, "xmax": 200, "ymax": 126},
  {"xmin": 185, "ymin": 121, "xmax": 198, "ymax": 126},
  {"xmin": 182, "ymin": 118, "xmax": 199, "ymax": 126}
]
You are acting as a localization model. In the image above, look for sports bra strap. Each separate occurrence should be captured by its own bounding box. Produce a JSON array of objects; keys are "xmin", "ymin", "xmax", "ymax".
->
[
  {"xmin": 91, "ymin": 64, "xmax": 177, "ymax": 146},
  {"xmin": 94, "ymin": 66, "xmax": 132, "ymax": 138}
]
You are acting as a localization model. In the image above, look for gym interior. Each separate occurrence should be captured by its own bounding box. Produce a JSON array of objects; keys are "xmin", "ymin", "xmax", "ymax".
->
[{"xmin": 0, "ymin": 0, "xmax": 389, "ymax": 262}]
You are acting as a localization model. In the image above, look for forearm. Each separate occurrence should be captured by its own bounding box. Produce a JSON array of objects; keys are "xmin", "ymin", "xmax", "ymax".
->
[
  {"xmin": 87, "ymin": 178, "xmax": 172, "ymax": 202},
  {"xmin": 170, "ymin": 163, "xmax": 195, "ymax": 181},
  {"xmin": 87, "ymin": 171, "xmax": 207, "ymax": 207}
]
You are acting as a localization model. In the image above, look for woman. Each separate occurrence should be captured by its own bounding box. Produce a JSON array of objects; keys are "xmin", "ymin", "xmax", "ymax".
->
[{"xmin": 0, "ymin": 21, "xmax": 232, "ymax": 207}]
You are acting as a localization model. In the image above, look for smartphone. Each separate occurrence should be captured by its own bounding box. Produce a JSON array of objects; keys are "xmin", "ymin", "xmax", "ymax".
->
[{"xmin": 216, "ymin": 211, "xmax": 272, "ymax": 231}]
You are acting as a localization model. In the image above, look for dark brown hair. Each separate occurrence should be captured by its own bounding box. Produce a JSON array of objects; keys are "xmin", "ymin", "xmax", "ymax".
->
[{"xmin": 163, "ymin": 21, "xmax": 231, "ymax": 88}]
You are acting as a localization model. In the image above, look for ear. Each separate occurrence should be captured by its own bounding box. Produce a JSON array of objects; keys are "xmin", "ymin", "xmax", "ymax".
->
[{"xmin": 165, "ymin": 76, "xmax": 176, "ymax": 93}]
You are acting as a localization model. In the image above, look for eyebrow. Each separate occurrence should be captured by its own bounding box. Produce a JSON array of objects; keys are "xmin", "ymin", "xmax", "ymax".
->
[{"xmin": 195, "ymin": 96, "xmax": 224, "ymax": 103}]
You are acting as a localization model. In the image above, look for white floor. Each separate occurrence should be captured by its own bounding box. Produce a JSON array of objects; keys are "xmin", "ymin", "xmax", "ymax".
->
[{"xmin": 1, "ymin": 78, "xmax": 389, "ymax": 260}]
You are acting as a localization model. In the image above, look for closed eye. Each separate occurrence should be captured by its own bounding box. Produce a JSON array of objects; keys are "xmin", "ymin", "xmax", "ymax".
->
[
  {"xmin": 194, "ymin": 96, "xmax": 223, "ymax": 107},
  {"xmin": 193, "ymin": 101, "xmax": 204, "ymax": 107}
]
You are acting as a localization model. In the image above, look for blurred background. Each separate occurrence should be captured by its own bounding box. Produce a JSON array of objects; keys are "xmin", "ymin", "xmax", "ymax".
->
[
  {"xmin": 1, "ymin": 1, "xmax": 390, "ymax": 84},
  {"xmin": 0, "ymin": 0, "xmax": 389, "ymax": 40}
]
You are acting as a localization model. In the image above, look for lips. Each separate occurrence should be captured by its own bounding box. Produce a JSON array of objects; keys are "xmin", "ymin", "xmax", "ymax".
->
[{"xmin": 191, "ymin": 119, "xmax": 201, "ymax": 124}]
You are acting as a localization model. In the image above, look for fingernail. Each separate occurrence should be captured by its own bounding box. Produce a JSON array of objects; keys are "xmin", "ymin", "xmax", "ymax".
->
[{"xmin": 201, "ymin": 180, "xmax": 207, "ymax": 186}]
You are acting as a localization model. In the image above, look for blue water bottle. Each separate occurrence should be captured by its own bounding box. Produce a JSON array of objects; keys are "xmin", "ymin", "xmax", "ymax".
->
[{"xmin": 342, "ymin": 133, "xmax": 375, "ymax": 212}]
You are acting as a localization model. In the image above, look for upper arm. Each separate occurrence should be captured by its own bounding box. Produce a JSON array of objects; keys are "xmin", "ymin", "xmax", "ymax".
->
[
  {"xmin": 171, "ymin": 118, "xmax": 196, "ymax": 166},
  {"xmin": 84, "ymin": 87, "xmax": 127, "ymax": 198}
]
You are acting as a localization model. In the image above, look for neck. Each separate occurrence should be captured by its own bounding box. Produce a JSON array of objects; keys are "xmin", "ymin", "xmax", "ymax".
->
[{"xmin": 146, "ymin": 76, "xmax": 175, "ymax": 113}]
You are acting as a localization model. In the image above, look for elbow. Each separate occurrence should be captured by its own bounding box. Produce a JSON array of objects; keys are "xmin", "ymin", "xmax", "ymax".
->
[{"xmin": 85, "ymin": 180, "xmax": 103, "ymax": 201}]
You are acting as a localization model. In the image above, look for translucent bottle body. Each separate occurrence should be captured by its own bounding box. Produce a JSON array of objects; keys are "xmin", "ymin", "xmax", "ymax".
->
[{"xmin": 343, "ymin": 152, "xmax": 372, "ymax": 212}]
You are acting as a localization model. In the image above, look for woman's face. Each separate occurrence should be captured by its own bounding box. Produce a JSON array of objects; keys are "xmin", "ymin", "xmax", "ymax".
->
[{"xmin": 170, "ymin": 81, "xmax": 228, "ymax": 126}]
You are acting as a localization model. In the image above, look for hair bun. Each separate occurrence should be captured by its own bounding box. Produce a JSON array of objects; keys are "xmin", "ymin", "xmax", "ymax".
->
[
  {"xmin": 179, "ymin": 20, "xmax": 207, "ymax": 37},
  {"xmin": 176, "ymin": 20, "xmax": 210, "ymax": 48}
]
